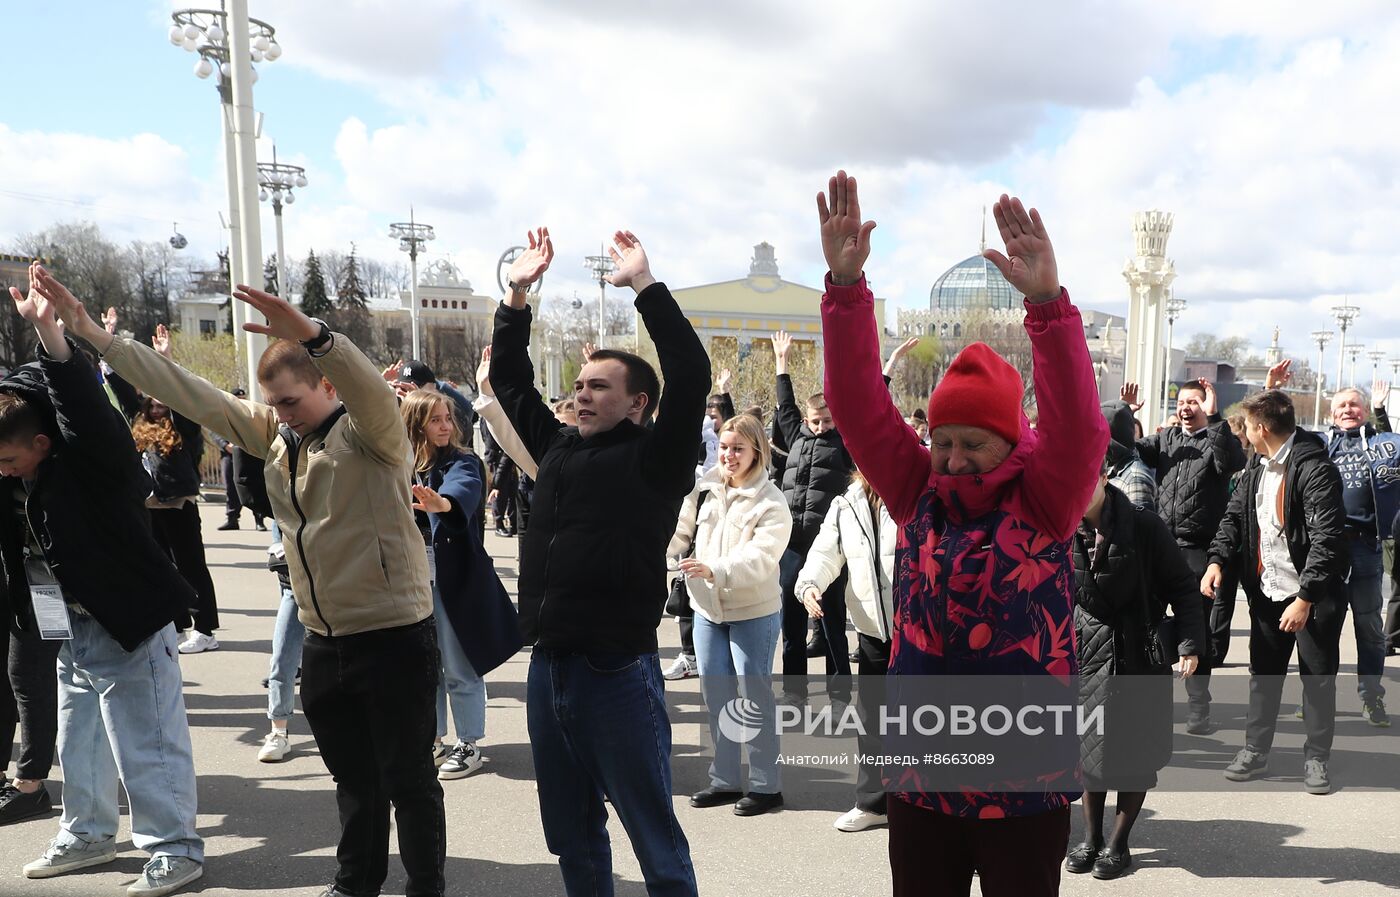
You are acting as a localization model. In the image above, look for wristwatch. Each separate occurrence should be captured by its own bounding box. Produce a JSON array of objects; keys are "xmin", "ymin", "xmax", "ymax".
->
[
  {"xmin": 302, "ymin": 318, "xmax": 332, "ymax": 352},
  {"xmin": 507, "ymin": 279, "xmax": 529, "ymax": 294}
]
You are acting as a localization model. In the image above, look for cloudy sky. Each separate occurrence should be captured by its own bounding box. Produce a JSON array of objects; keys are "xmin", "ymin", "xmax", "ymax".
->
[{"xmin": 2, "ymin": 1, "xmax": 1397, "ymax": 369}]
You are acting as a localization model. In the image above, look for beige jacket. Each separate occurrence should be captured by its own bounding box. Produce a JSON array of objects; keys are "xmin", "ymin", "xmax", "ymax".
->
[
  {"xmin": 666, "ymin": 465, "xmax": 792, "ymax": 623},
  {"xmin": 471, "ymin": 393, "xmax": 538, "ymax": 479},
  {"xmin": 102, "ymin": 333, "xmax": 431, "ymax": 637}
]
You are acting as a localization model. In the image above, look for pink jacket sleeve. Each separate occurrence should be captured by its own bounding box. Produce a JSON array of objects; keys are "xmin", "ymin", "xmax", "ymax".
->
[
  {"xmin": 821, "ymin": 275, "xmax": 930, "ymax": 526},
  {"xmin": 1018, "ymin": 290, "xmax": 1110, "ymax": 541}
]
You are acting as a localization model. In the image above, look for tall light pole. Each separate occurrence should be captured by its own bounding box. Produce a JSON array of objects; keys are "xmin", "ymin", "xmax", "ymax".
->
[
  {"xmin": 1347, "ymin": 343, "xmax": 1365, "ymax": 388},
  {"xmin": 257, "ymin": 146, "xmax": 307, "ymax": 298},
  {"xmin": 1161, "ymin": 292, "xmax": 1186, "ymax": 427},
  {"xmin": 1331, "ymin": 302, "xmax": 1360, "ymax": 388},
  {"xmin": 584, "ymin": 247, "xmax": 617, "ymax": 347},
  {"xmin": 1368, "ymin": 349, "xmax": 1387, "ymax": 387},
  {"xmin": 389, "ymin": 210, "xmax": 435, "ymax": 359},
  {"xmin": 171, "ymin": 2, "xmax": 280, "ymax": 395},
  {"xmin": 1311, "ymin": 329, "xmax": 1332, "ymax": 428}
]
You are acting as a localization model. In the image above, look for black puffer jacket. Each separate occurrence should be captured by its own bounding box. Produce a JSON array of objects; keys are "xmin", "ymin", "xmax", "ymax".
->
[
  {"xmin": 774, "ymin": 374, "xmax": 851, "ymax": 553},
  {"xmin": 1073, "ymin": 484, "xmax": 1206, "ymax": 785},
  {"xmin": 1136, "ymin": 416, "xmax": 1245, "ymax": 546},
  {"xmin": 1208, "ymin": 428, "xmax": 1349, "ymax": 607},
  {"xmin": 0, "ymin": 349, "xmax": 194, "ymax": 651}
]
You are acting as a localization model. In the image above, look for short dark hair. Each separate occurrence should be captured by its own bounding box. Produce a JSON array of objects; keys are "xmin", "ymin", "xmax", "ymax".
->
[
  {"xmin": 1240, "ymin": 389, "xmax": 1295, "ymax": 434},
  {"xmin": 585, "ymin": 349, "xmax": 661, "ymax": 421},
  {"xmin": 1177, "ymin": 382, "xmax": 1207, "ymax": 400},
  {"xmin": 0, "ymin": 392, "xmax": 43, "ymax": 443},
  {"xmin": 257, "ymin": 339, "xmax": 322, "ymax": 389}
]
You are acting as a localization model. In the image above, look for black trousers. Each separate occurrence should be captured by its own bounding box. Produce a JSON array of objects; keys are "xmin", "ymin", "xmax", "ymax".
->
[
  {"xmin": 854, "ymin": 633, "xmax": 891, "ymax": 814},
  {"xmin": 302, "ymin": 617, "xmax": 445, "ymax": 897},
  {"xmin": 149, "ymin": 503, "xmax": 219, "ymax": 634},
  {"xmin": 1245, "ymin": 596, "xmax": 1346, "ymax": 761},
  {"xmin": 1178, "ymin": 546, "xmax": 1216, "ymax": 714},
  {"xmin": 1209, "ymin": 562, "xmax": 1241, "ymax": 666},
  {"xmin": 678, "ymin": 614, "xmax": 695, "ymax": 659},
  {"xmin": 1386, "ymin": 564, "xmax": 1400, "ymax": 652},
  {"xmin": 220, "ymin": 454, "xmax": 242, "ymax": 521},
  {"xmin": 778, "ymin": 548, "xmax": 850, "ymax": 683},
  {"xmin": 889, "ymin": 800, "xmax": 1070, "ymax": 897},
  {"xmin": 1, "ymin": 624, "xmax": 61, "ymax": 780}
]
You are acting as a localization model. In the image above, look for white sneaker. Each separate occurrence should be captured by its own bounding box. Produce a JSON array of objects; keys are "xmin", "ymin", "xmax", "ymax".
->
[
  {"xmin": 126, "ymin": 854, "xmax": 203, "ymax": 896},
  {"xmin": 439, "ymin": 741, "xmax": 483, "ymax": 780},
  {"xmin": 257, "ymin": 731, "xmax": 290, "ymax": 763},
  {"xmin": 177, "ymin": 632, "xmax": 219, "ymax": 654},
  {"xmin": 663, "ymin": 654, "xmax": 698, "ymax": 680},
  {"xmin": 834, "ymin": 806, "xmax": 888, "ymax": 832},
  {"xmin": 23, "ymin": 837, "xmax": 118, "ymax": 878}
]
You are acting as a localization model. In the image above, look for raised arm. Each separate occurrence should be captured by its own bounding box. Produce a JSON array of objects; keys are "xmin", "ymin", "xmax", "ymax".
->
[
  {"xmin": 489, "ymin": 227, "xmax": 566, "ymax": 463},
  {"xmin": 816, "ymin": 171, "xmax": 928, "ymax": 525},
  {"xmin": 601, "ymin": 232, "xmax": 711, "ymax": 497},
  {"xmin": 984, "ymin": 194, "xmax": 1107, "ymax": 541},
  {"xmin": 473, "ymin": 346, "xmax": 539, "ymax": 479},
  {"xmin": 772, "ymin": 331, "xmax": 805, "ymax": 449}
]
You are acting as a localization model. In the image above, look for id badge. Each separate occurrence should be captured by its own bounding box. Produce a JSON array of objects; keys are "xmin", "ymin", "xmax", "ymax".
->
[
  {"xmin": 426, "ymin": 546, "xmax": 436, "ymax": 584},
  {"xmin": 30, "ymin": 584, "xmax": 73, "ymax": 640}
]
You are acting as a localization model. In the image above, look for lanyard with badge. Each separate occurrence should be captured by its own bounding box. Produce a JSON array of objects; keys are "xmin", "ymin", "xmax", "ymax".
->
[{"xmin": 25, "ymin": 546, "xmax": 71, "ymax": 640}]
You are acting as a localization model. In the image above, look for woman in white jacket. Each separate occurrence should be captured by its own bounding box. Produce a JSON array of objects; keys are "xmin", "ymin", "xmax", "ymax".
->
[
  {"xmin": 796, "ymin": 468, "xmax": 896, "ymax": 833},
  {"xmin": 668, "ymin": 413, "xmax": 793, "ymax": 817}
]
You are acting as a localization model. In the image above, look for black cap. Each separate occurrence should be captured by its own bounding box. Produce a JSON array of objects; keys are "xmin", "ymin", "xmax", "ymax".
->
[{"xmin": 401, "ymin": 360, "xmax": 436, "ymax": 387}]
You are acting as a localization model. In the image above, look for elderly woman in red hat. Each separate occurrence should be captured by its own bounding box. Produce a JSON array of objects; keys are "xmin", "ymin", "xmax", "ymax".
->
[{"xmin": 815, "ymin": 172, "xmax": 1108, "ymax": 897}]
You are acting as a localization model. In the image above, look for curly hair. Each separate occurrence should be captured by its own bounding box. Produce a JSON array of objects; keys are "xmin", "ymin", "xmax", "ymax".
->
[{"xmin": 131, "ymin": 397, "xmax": 182, "ymax": 457}]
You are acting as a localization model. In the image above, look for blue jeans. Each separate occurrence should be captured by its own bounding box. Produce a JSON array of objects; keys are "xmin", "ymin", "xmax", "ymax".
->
[
  {"xmin": 1347, "ymin": 537, "xmax": 1387, "ymax": 702},
  {"xmin": 527, "ymin": 648, "xmax": 696, "ymax": 897},
  {"xmin": 268, "ymin": 584, "xmax": 306, "ymax": 722},
  {"xmin": 693, "ymin": 610, "xmax": 782, "ymax": 793},
  {"xmin": 433, "ymin": 585, "xmax": 486, "ymax": 743},
  {"xmin": 56, "ymin": 617, "xmax": 203, "ymax": 861}
]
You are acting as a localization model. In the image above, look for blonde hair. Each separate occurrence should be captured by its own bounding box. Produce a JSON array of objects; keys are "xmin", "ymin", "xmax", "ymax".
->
[
  {"xmin": 718, "ymin": 413, "xmax": 771, "ymax": 482},
  {"xmin": 852, "ymin": 467, "xmax": 883, "ymax": 515},
  {"xmin": 400, "ymin": 390, "xmax": 470, "ymax": 473}
]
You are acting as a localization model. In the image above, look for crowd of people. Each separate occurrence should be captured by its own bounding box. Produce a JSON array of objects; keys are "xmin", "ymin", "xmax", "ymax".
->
[{"xmin": 0, "ymin": 170, "xmax": 1391, "ymax": 897}]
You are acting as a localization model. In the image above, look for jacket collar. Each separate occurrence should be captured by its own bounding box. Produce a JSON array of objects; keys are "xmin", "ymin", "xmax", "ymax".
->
[{"xmin": 926, "ymin": 413, "xmax": 1035, "ymax": 523}]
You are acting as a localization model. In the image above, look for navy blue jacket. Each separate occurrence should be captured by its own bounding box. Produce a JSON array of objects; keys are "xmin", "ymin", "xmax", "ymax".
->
[
  {"xmin": 1324, "ymin": 423, "xmax": 1400, "ymax": 540},
  {"xmin": 418, "ymin": 449, "xmax": 521, "ymax": 674}
]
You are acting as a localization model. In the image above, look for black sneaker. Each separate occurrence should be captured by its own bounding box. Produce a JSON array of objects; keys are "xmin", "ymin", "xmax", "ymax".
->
[
  {"xmin": 1065, "ymin": 842, "xmax": 1102, "ymax": 874},
  {"xmin": 1092, "ymin": 848, "xmax": 1132, "ymax": 880},
  {"xmin": 217, "ymin": 520, "xmax": 240, "ymax": 531},
  {"xmin": 1362, "ymin": 697, "xmax": 1391, "ymax": 728},
  {"xmin": 0, "ymin": 783, "xmax": 52, "ymax": 826},
  {"xmin": 1185, "ymin": 713, "xmax": 1215, "ymax": 735},
  {"xmin": 1224, "ymin": 747, "xmax": 1268, "ymax": 781},
  {"xmin": 1303, "ymin": 759, "xmax": 1331, "ymax": 795},
  {"xmin": 689, "ymin": 787, "xmax": 743, "ymax": 809},
  {"xmin": 734, "ymin": 792, "xmax": 784, "ymax": 816}
]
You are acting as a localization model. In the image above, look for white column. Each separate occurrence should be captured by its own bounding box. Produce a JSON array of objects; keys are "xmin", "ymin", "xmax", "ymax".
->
[
  {"xmin": 274, "ymin": 202, "xmax": 287, "ymax": 298},
  {"xmin": 218, "ymin": 97, "xmax": 246, "ymax": 365},
  {"xmin": 1122, "ymin": 211, "xmax": 1176, "ymax": 427},
  {"xmin": 228, "ymin": 0, "xmax": 266, "ymax": 398},
  {"xmin": 409, "ymin": 251, "xmax": 421, "ymax": 359}
]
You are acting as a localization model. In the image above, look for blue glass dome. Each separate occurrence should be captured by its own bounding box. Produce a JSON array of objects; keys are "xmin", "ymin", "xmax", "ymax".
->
[{"xmin": 929, "ymin": 254, "xmax": 1023, "ymax": 311}]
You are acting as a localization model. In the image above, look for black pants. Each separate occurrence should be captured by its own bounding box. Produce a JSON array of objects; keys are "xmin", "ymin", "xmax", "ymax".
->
[
  {"xmin": 1209, "ymin": 562, "xmax": 1241, "ymax": 666},
  {"xmin": 302, "ymin": 617, "xmax": 445, "ymax": 897},
  {"xmin": 492, "ymin": 465, "xmax": 519, "ymax": 534},
  {"xmin": 889, "ymin": 800, "xmax": 1070, "ymax": 897},
  {"xmin": 221, "ymin": 454, "xmax": 242, "ymax": 521},
  {"xmin": 149, "ymin": 503, "xmax": 219, "ymax": 634},
  {"xmin": 678, "ymin": 614, "xmax": 695, "ymax": 659},
  {"xmin": 855, "ymin": 633, "xmax": 891, "ymax": 814},
  {"xmin": 1, "ymin": 624, "xmax": 61, "ymax": 780},
  {"xmin": 1178, "ymin": 546, "xmax": 1216, "ymax": 714},
  {"xmin": 1245, "ymin": 596, "xmax": 1346, "ymax": 761},
  {"xmin": 778, "ymin": 548, "xmax": 850, "ymax": 683},
  {"xmin": 1386, "ymin": 563, "xmax": 1400, "ymax": 652}
]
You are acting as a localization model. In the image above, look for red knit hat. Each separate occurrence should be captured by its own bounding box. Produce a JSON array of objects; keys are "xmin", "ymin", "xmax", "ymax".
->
[{"xmin": 927, "ymin": 342, "xmax": 1023, "ymax": 444}]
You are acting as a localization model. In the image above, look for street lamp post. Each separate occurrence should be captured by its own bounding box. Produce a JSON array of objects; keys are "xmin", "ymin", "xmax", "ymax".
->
[
  {"xmin": 171, "ymin": 2, "xmax": 281, "ymax": 395},
  {"xmin": 1161, "ymin": 292, "xmax": 1186, "ymax": 427},
  {"xmin": 1311, "ymin": 330, "xmax": 1332, "ymax": 428},
  {"xmin": 389, "ymin": 210, "xmax": 435, "ymax": 359},
  {"xmin": 1368, "ymin": 349, "xmax": 1387, "ymax": 387},
  {"xmin": 1347, "ymin": 343, "xmax": 1365, "ymax": 388},
  {"xmin": 256, "ymin": 146, "xmax": 307, "ymax": 298},
  {"xmin": 584, "ymin": 247, "xmax": 617, "ymax": 347},
  {"xmin": 1331, "ymin": 303, "xmax": 1360, "ymax": 388}
]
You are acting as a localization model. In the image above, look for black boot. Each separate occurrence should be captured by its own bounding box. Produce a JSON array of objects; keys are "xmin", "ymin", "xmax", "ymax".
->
[{"xmin": 217, "ymin": 518, "xmax": 240, "ymax": 531}]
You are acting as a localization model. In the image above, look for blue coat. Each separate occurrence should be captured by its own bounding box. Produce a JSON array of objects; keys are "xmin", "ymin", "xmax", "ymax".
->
[
  {"xmin": 1324, "ymin": 424, "xmax": 1400, "ymax": 540},
  {"xmin": 420, "ymin": 450, "xmax": 522, "ymax": 674}
]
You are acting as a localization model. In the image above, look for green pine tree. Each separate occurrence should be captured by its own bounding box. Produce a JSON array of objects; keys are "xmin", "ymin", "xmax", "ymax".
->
[
  {"xmin": 334, "ymin": 244, "xmax": 372, "ymax": 349},
  {"xmin": 300, "ymin": 249, "xmax": 334, "ymax": 319}
]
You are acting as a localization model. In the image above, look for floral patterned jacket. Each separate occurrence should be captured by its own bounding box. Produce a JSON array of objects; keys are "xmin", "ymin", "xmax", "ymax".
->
[{"xmin": 821, "ymin": 276, "xmax": 1108, "ymax": 819}]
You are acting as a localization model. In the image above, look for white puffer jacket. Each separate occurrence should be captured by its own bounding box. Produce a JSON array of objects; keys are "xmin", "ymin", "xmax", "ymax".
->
[
  {"xmin": 667, "ymin": 465, "xmax": 793, "ymax": 624},
  {"xmin": 796, "ymin": 481, "xmax": 896, "ymax": 641}
]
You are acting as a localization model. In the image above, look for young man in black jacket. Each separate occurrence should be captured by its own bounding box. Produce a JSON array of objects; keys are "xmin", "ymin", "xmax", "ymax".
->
[
  {"xmin": 0, "ymin": 265, "xmax": 204, "ymax": 895},
  {"xmin": 771, "ymin": 331, "xmax": 853, "ymax": 687},
  {"xmin": 1136, "ymin": 378, "xmax": 1247, "ymax": 732},
  {"xmin": 1202, "ymin": 389, "xmax": 1349, "ymax": 794},
  {"xmin": 490, "ymin": 228, "xmax": 707, "ymax": 897}
]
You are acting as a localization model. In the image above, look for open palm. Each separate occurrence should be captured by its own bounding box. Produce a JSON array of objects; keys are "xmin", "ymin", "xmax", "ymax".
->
[
  {"xmin": 509, "ymin": 227, "xmax": 553, "ymax": 288},
  {"xmin": 984, "ymin": 194, "xmax": 1059, "ymax": 302},
  {"xmin": 9, "ymin": 262, "xmax": 60, "ymax": 325},
  {"xmin": 816, "ymin": 170, "xmax": 876, "ymax": 284}
]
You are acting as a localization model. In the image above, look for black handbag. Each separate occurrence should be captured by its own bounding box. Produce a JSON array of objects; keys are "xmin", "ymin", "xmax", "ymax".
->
[{"xmin": 665, "ymin": 491, "xmax": 708, "ymax": 617}]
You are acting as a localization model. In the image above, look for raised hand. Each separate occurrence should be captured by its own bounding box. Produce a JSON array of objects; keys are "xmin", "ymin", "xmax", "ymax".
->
[
  {"xmin": 382, "ymin": 358, "xmax": 404, "ymax": 383},
  {"xmin": 31, "ymin": 264, "xmax": 104, "ymax": 351},
  {"xmin": 817, "ymin": 170, "xmax": 876, "ymax": 286},
  {"xmin": 102, "ymin": 306, "xmax": 119, "ymax": 335},
  {"xmin": 772, "ymin": 330, "xmax": 793, "ymax": 376},
  {"xmin": 411, "ymin": 483, "xmax": 453, "ymax": 514},
  {"xmin": 1198, "ymin": 378, "xmax": 1218, "ymax": 416},
  {"xmin": 234, "ymin": 284, "xmax": 320, "ymax": 342},
  {"xmin": 151, "ymin": 323, "xmax": 173, "ymax": 359},
  {"xmin": 983, "ymin": 194, "xmax": 1060, "ymax": 303},
  {"xmin": 884, "ymin": 337, "xmax": 919, "ymax": 376},
  {"xmin": 507, "ymin": 227, "xmax": 553, "ymax": 300},
  {"xmin": 1373, "ymin": 379, "xmax": 1390, "ymax": 410},
  {"xmin": 12, "ymin": 263, "xmax": 71, "ymax": 360},
  {"xmin": 1119, "ymin": 381, "xmax": 1142, "ymax": 411},
  {"xmin": 1266, "ymin": 359, "xmax": 1293, "ymax": 390},
  {"xmin": 476, "ymin": 345, "xmax": 493, "ymax": 397},
  {"xmin": 716, "ymin": 367, "xmax": 732, "ymax": 393},
  {"xmin": 605, "ymin": 230, "xmax": 656, "ymax": 295},
  {"xmin": 582, "ymin": 342, "xmax": 598, "ymax": 363}
]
